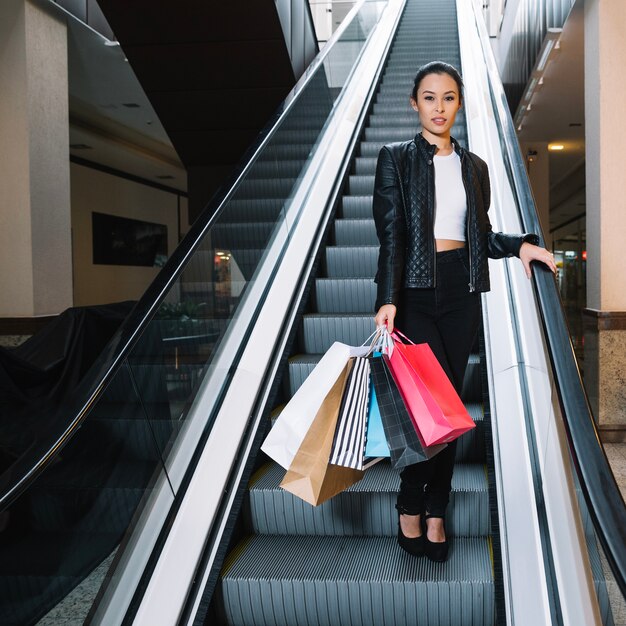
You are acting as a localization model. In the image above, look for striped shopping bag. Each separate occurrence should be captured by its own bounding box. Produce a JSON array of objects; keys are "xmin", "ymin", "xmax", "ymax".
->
[{"xmin": 328, "ymin": 356, "xmax": 370, "ymax": 470}]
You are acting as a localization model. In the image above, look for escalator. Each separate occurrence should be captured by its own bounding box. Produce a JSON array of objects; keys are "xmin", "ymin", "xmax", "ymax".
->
[
  {"xmin": 0, "ymin": 0, "xmax": 624, "ymax": 624},
  {"xmin": 213, "ymin": 1, "xmax": 495, "ymax": 623}
]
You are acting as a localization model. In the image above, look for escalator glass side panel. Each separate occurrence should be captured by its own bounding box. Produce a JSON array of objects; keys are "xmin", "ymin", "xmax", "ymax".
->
[
  {"xmin": 119, "ymin": 1, "xmax": 389, "ymax": 489},
  {"xmin": 0, "ymin": 361, "xmax": 175, "ymax": 626},
  {"xmin": 0, "ymin": 2, "xmax": 392, "ymax": 624}
]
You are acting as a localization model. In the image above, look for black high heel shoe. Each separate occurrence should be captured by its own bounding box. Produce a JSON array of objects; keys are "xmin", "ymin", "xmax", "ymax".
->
[
  {"xmin": 423, "ymin": 513, "xmax": 449, "ymax": 562},
  {"xmin": 395, "ymin": 504, "xmax": 425, "ymax": 557}
]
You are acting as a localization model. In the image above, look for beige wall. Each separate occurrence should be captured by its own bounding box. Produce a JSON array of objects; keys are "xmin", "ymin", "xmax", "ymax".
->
[
  {"xmin": 0, "ymin": 0, "xmax": 72, "ymax": 316},
  {"xmin": 71, "ymin": 162, "xmax": 184, "ymax": 306}
]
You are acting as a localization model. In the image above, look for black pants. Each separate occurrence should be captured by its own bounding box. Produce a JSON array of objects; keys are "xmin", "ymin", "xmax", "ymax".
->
[{"xmin": 394, "ymin": 248, "xmax": 481, "ymax": 517}]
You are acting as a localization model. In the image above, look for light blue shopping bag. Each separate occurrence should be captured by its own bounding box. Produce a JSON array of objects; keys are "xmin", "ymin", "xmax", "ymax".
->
[{"xmin": 364, "ymin": 383, "xmax": 390, "ymax": 458}]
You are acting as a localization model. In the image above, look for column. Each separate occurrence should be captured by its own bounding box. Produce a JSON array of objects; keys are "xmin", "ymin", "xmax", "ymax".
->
[
  {"xmin": 584, "ymin": 0, "xmax": 626, "ymax": 440},
  {"xmin": 0, "ymin": 0, "xmax": 72, "ymax": 317}
]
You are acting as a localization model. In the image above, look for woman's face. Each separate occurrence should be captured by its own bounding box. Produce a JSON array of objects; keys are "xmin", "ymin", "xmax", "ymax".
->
[{"xmin": 410, "ymin": 72, "xmax": 462, "ymax": 140}]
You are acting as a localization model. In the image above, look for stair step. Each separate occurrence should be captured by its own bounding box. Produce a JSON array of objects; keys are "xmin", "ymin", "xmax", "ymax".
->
[
  {"xmin": 334, "ymin": 219, "xmax": 377, "ymax": 246},
  {"xmin": 246, "ymin": 462, "xmax": 489, "ymax": 537},
  {"xmin": 348, "ymin": 175, "xmax": 375, "ymax": 196},
  {"xmin": 211, "ymin": 221, "xmax": 275, "ymax": 249},
  {"xmin": 301, "ymin": 314, "xmax": 375, "ymax": 353},
  {"xmin": 217, "ymin": 535, "xmax": 494, "ymax": 626},
  {"xmin": 219, "ymin": 198, "xmax": 284, "ymax": 223},
  {"xmin": 341, "ymin": 195, "xmax": 373, "ymax": 218},
  {"xmin": 315, "ymin": 278, "xmax": 375, "ymax": 313},
  {"xmin": 325, "ymin": 245, "xmax": 378, "ymax": 277}
]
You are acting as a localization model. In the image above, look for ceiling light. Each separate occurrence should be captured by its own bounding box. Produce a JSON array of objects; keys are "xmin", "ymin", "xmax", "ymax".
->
[
  {"xmin": 549, "ymin": 144, "xmax": 564, "ymax": 151},
  {"xmin": 523, "ymin": 77, "xmax": 538, "ymax": 103},
  {"xmin": 537, "ymin": 40, "xmax": 555, "ymax": 72}
]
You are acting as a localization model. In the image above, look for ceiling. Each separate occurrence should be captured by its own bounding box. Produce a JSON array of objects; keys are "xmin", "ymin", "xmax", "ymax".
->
[
  {"xmin": 515, "ymin": 0, "xmax": 585, "ymax": 237},
  {"xmin": 64, "ymin": 9, "xmax": 187, "ymax": 190},
  {"xmin": 95, "ymin": 0, "xmax": 297, "ymax": 169}
]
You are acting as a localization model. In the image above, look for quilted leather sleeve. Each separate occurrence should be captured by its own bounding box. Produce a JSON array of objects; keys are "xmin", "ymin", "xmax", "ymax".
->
[
  {"xmin": 480, "ymin": 163, "xmax": 539, "ymax": 258},
  {"xmin": 373, "ymin": 146, "xmax": 406, "ymax": 310}
]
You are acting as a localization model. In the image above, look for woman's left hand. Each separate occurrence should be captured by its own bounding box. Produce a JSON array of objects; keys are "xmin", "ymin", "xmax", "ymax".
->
[{"xmin": 519, "ymin": 242, "xmax": 557, "ymax": 278}]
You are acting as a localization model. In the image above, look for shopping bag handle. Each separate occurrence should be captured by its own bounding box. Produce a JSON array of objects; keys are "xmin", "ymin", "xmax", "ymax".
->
[
  {"xmin": 368, "ymin": 326, "xmax": 395, "ymax": 355},
  {"xmin": 390, "ymin": 328, "xmax": 416, "ymax": 345}
]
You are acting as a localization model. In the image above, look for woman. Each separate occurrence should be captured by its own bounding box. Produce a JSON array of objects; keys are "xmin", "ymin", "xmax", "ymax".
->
[{"xmin": 372, "ymin": 61, "xmax": 556, "ymax": 562}]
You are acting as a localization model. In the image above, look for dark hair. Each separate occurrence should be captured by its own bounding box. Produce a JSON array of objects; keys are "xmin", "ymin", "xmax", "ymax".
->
[{"xmin": 411, "ymin": 61, "xmax": 464, "ymax": 103}]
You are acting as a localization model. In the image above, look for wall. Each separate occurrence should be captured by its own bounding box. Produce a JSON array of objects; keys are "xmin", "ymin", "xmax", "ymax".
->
[
  {"xmin": 0, "ymin": 0, "xmax": 73, "ymax": 316},
  {"xmin": 70, "ymin": 162, "xmax": 187, "ymax": 306}
]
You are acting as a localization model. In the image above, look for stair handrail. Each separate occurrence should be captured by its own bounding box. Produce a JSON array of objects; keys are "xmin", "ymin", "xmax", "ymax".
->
[{"xmin": 469, "ymin": 0, "xmax": 626, "ymax": 595}]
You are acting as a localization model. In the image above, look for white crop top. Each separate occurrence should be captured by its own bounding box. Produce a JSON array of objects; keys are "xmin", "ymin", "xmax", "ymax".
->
[{"xmin": 433, "ymin": 150, "xmax": 467, "ymax": 241}]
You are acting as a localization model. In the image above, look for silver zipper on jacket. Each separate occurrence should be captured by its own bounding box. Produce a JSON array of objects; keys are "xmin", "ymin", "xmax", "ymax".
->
[
  {"xmin": 460, "ymin": 152, "xmax": 475, "ymax": 292},
  {"xmin": 427, "ymin": 155, "xmax": 437, "ymax": 288}
]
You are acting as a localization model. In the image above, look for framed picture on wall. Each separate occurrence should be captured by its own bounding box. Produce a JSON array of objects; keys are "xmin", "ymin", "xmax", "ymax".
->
[{"xmin": 92, "ymin": 212, "xmax": 168, "ymax": 267}]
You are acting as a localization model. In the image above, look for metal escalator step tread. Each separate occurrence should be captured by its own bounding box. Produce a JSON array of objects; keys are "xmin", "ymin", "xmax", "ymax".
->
[
  {"xmin": 348, "ymin": 175, "xmax": 375, "ymax": 195},
  {"xmin": 301, "ymin": 314, "xmax": 375, "ymax": 353},
  {"xmin": 236, "ymin": 177, "xmax": 295, "ymax": 199},
  {"xmin": 247, "ymin": 462, "xmax": 489, "ymax": 537},
  {"xmin": 211, "ymin": 221, "xmax": 275, "ymax": 249},
  {"xmin": 315, "ymin": 278, "xmax": 375, "ymax": 313},
  {"xmin": 219, "ymin": 536, "xmax": 494, "ymax": 626},
  {"xmin": 219, "ymin": 198, "xmax": 284, "ymax": 223},
  {"xmin": 334, "ymin": 219, "xmax": 377, "ymax": 246},
  {"xmin": 325, "ymin": 246, "xmax": 378, "ymax": 278},
  {"xmin": 353, "ymin": 158, "xmax": 378, "ymax": 176},
  {"xmin": 341, "ymin": 195, "xmax": 373, "ymax": 218}
]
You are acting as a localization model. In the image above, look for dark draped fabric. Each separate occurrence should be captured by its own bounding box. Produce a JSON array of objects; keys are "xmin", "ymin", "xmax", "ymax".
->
[{"xmin": 0, "ymin": 301, "xmax": 135, "ymax": 470}]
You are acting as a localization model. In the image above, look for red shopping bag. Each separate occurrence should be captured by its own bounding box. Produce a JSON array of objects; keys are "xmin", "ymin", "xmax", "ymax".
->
[{"xmin": 387, "ymin": 329, "xmax": 475, "ymax": 446}]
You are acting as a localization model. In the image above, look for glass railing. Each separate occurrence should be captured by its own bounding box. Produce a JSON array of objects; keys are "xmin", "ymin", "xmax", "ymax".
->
[
  {"xmin": 0, "ymin": 1, "xmax": 389, "ymax": 623},
  {"xmin": 470, "ymin": 2, "xmax": 626, "ymax": 622}
]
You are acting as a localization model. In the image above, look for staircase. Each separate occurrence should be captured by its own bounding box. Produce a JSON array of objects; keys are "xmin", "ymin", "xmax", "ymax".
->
[{"xmin": 212, "ymin": 1, "xmax": 496, "ymax": 624}]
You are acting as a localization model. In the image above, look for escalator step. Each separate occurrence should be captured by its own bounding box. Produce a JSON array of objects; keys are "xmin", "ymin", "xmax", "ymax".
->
[
  {"xmin": 218, "ymin": 198, "xmax": 284, "ymax": 223},
  {"xmin": 246, "ymin": 462, "xmax": 489, "ymax": 538},
  {"xmin": 348, "ymin": 175, "xmax": 375, "ymax": 196},
  {"xmin": 301, "ymin": 314, "xmax": 375, "ymax": 353},
  {"xmin": 334, "ymin": 219, "xmax": 377, "ymax": 246},
  {"xmin": 218, "ymin": 535, "xmax": 494, "ymax": 626},
  {"xmin": 211, "ymin": 221, "xmax": 276, "ymax": 249},
  {"xmin": 353, "ymin": 158, "xmax": 378, "ymax": 176},
  {"xmin": 325, "ymin": 245, "xmax": 378, "ymax": 278},
  {"xmin": 341, "ymin": 195, "xmax": 373, "ymax": 219},
  {"xmin": 315, "ymin": 278, "xmax": 376, "ymax": 313}
]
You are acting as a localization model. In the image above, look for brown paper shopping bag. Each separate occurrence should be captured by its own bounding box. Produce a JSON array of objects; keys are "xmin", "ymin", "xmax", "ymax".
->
[{"xmin": 280, "ymin": 359, "xmax": 365, "ymax": 506}]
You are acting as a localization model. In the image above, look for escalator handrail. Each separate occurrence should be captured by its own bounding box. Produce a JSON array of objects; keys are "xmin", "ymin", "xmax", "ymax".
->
[
  {"xmin": 469, "ymin": 0, "xmax": 626, "ymax": 595},
  {"xmin": 0, "ymin": 0, "xmax": 373, "ymax": 511}
]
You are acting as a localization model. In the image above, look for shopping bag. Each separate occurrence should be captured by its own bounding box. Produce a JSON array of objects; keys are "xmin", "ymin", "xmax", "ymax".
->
[
  {"xmin": 369, "ymin": 354, "xmax": 446, "ymax": 469},
  {"xmin": 328, "ymin": 356, "xmax": 370, "ymax": 469},
  {"xmin": 280, "ymin": 359, "xmax": 365, "ymax": 505},
  {"xmin": 261, "ymin": 339, "xmax": 374, "ymax": 469},
  {"xmin": 389, "ymin": 329, "xmax": 475, "ymax": 446},
  {"xmin": 364, "ymin": 384, "xmax": 390, "ymax": 457}
]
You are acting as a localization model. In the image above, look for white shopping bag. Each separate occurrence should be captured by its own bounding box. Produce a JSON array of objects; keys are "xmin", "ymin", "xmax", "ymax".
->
[{"xmin": 261, "ymin": 340, "xmax": 374, "ymax": 470}]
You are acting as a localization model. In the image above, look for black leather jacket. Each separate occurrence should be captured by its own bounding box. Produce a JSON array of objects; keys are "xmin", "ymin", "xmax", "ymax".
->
[{"xmin": 373, "ymin": 132, "xmax": 538, "ymax": 310}]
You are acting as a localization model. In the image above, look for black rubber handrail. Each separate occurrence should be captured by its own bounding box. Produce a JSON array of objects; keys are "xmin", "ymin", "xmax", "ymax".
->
[
  {"xmin": 473, "ymin": 5, "xmax": 626, "ymax": 596},
  {"xmin": 0, "ymin": 1, "xmax": 396, "ymax": 511}
]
